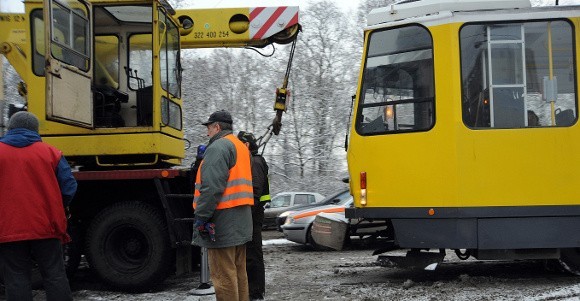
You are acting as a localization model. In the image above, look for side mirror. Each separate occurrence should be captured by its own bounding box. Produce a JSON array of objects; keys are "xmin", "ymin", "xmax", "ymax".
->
[
  {"xmin": 264, "ymin": 203, "xmax": 271, "ymax": 209},
  {"xmin": 331, "ymin": 198, "xmax": 340, "ymax": 204}
]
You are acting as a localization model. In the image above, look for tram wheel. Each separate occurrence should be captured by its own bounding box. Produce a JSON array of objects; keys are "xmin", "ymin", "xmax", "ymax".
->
[{"xmin": 558, "ymin": 248, "xmax": 580, "ymax": 275}]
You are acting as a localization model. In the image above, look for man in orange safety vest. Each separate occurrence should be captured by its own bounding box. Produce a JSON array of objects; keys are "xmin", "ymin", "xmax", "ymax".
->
[{"xmin": 192, "ymin": 110, "xmax": 254, "ymax": 301}]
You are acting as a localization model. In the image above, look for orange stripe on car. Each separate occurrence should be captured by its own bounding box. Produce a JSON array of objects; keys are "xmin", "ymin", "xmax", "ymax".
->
[{"xmin": 293, "ymin": 207, "xmax": 345, "ymax": 220}]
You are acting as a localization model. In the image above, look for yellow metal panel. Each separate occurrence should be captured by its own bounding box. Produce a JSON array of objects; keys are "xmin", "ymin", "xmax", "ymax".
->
[
  {"xmin": 177, "ymin": 6, "xmax": 300, "ymax": 49},
  {"xmin": 349, "ymin": 22, "xmax": 461, "ymax": 209},
  {"xmin": 457, "ymin": 127, "xmax": 580, "ymax": 207},
  {"xmin": 178, "ymin": 8, "xmax": 252, "ymax": 48},
  {"xmin": 0, "ymin": 13, "xmax": 30, "ymax": 80},
  {"xmin": 349, "ymin": 16, "xmax": 580, "ymax": 210},
  {"xmin": 44, "ymin": 132, "xmax": 184, "ymax": 159}
]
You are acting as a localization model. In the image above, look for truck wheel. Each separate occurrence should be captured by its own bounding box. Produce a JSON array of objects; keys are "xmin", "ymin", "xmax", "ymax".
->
[
  {"xmin": 559, "ymin": 248, "xmax": 580, "ymax": 275},
  {"xmin": 85, "ymin": 201, "xmax": 172, "ymax": 291}
]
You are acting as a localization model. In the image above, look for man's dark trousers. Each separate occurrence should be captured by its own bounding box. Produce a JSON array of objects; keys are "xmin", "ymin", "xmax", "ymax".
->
[
  {"xmin": 246, "ymin": 205, "xmax": 265, "ymax": 299},
  {"xmin": 0, "ymin": 238, "xmax": 72, "ymax": 301}
]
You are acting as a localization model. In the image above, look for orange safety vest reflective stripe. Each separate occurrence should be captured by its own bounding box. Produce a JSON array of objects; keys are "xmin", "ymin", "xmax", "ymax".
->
[{"xmin": 193, "ymin": 135, "xmax": 254, "ymax": 210}]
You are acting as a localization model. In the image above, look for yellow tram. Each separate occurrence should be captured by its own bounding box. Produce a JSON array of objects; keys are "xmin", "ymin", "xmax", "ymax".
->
[{"xmin": 346, "ymin": 0, "xmax": 580, "ymax": 272}]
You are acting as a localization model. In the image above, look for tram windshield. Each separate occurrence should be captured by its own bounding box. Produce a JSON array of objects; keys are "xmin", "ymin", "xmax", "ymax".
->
[{"xmin": 356, "ymin": 25, "xmax": 434, "ymax": 135}]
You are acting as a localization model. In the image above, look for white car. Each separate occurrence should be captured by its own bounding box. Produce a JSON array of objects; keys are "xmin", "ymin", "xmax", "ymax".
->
[
  {"xmin": 282, "ymin": 197, "xmax": 387, "ymax": 250},
  {"xmin": 263, "ymin": 192, "xmax": 324, "ymax": 229},
  {"xmin": 282, "ymin": 196, "xmax": 353, "ymax": 249}
]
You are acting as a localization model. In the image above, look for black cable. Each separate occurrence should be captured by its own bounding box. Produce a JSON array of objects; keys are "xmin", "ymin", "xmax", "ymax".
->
[{"xmin": 244, "ymin": 44, "xmax": 276, "ymax": 57}]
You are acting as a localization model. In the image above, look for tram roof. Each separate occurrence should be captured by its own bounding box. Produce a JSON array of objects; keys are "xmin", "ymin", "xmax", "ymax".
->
[{"xmin": 368, "ymin": 0, "xmax": 532, "ymax": 26}]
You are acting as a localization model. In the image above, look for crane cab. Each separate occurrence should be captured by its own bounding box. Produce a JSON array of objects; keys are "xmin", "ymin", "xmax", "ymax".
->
[
  {"xmin": 5, "ymin": 0, "xmax": 299, "ymax": 168},
  {"xmin": 11, "ymin": 0, "xmax": 184, "ymax": 168}
]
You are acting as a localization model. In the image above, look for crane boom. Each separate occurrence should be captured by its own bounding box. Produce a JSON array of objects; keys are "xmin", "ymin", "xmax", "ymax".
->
[{"xmin": 177, "ymin": 6, "xmax": 300, "ymax": 49}]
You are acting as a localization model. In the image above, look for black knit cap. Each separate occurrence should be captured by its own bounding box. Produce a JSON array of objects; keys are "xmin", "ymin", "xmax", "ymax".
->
[
  {"xmin": 202, "ymin": 110, "xmax": 233, "ymax": 126},
  {"xmin": 8, "ymin": 111, "xmax": 39, "ymax": 133},
  {"xmin": 237, "ymin": 131, "xmax": 258, "ymax": 152}
]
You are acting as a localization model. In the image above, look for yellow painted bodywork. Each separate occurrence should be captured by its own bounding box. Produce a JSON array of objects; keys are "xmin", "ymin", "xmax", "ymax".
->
[
  {"xmin": 178, "ymin": 8, "xmax": 255, "ymax": 48},
  {"xmin": 348, "ymin": 14, "xmax": 580, "ymax": 209},
  {"xmin": 176, "ymin": 7, "xmax": 300, "ymax": 49},
  {"xmin": 1, "ymin": 0, "xmax": 298, "ymax": 166},
  {"xmin": 0, "ymin": 13, "xmax": 28, "ymax": 82},
  {"xmin": 0, "ymin": 0, "xmax": 184, "ymax": 164}
]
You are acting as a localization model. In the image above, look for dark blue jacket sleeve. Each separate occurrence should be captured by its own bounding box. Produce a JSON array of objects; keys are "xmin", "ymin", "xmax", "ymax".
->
[{"xmin": 55, "ymin": 156, "xmax": 77, "ymax": 207}]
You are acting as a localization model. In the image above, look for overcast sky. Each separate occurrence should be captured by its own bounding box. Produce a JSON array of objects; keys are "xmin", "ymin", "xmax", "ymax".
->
[
  {"xmin": 0, "ymin": 0, "xmax": 361, "ymax": 13},
  {"xmin": 4, "ymin": 0, "xmax": 580, "ymax": 13},
  {"xmin": 177, "ymin": 0, "xmax": 360, "ymax": 11}
]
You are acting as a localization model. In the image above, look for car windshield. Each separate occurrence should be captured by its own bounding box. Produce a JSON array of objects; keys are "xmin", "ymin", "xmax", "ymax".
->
[{"xmin": 270, "ymin": 195, "xmax": 291, "ymax": 208}]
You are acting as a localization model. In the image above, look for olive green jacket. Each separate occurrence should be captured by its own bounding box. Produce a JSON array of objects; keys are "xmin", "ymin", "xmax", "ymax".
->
[{"xmin": 192, "ymin": 129, "xmax": 252, "ymax": 248}]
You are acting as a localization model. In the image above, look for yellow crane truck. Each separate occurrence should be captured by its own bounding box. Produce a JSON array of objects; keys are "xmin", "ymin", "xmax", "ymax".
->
[{"xmin": 0, "ymin": 0, "xmax": 299, "ymax": 291}]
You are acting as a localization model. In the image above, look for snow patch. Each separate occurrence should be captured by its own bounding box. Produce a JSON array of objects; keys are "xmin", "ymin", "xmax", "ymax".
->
[
  {"xmin": 263, "ymin": 238, "xmax": 297, "ymax": 246},
  {"xmin": 524, "ymin": 284, "xmax": 580, "ymax": 301}
]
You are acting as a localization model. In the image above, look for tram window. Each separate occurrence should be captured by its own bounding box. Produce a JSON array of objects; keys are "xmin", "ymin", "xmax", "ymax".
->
[
  {"xmin": 356, "ymin": 25, "xmax": 434, "ymax": 135},
  {"xmin": 460, "ymin": 20, "xmax": 577, "ymax": 129}
]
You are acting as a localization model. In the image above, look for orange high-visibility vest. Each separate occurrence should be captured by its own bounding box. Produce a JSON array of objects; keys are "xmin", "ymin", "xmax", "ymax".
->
[{"xmin": 193, "ymin": 134, "xmax": 254, "ymax": 210}]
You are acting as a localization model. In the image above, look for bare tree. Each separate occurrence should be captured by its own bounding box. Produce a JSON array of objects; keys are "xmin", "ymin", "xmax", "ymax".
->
[
  {"xmin": 260, "ymin": 0, "xmax": 357, "ymax": 193},
  {"xmin": 173, "ymin": 0, "xmax": 363, "ymax": 194}
]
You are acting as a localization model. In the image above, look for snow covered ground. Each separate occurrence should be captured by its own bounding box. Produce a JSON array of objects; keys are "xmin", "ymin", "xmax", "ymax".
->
[{"xmin": 4, "ymin": 230, "xmax": 580, "ymax": 300}]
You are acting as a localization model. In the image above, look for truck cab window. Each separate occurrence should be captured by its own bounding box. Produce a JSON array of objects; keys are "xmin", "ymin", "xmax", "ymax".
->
[
  {"xmin": 50, "ymin": 0, "xmax": 90, "ymax": 71},
  {"xmin": 95, "ymin": 35, "xmax": 119, "ymax": 88},
  {"xmin": 128, "ymin": 34, "xmax": 153, "ymax": 90},
  {"xmin": 159, "ymin": 9, "xmax": 181, "ymax": 98},
  {"xmin": 31, "ymin": 9, "xmax": 45, "ymax": 76}
]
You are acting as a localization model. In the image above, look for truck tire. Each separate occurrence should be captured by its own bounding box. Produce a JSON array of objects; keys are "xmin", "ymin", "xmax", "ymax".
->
[{"xmin": 85, "ymin": 201, "xmax": 172, "ymax": 292}]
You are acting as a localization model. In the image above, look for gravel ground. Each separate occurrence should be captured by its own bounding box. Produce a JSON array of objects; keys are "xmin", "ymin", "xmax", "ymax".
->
[{"xmin": 3, "ymin": 230, "xmax": 580, "ymax": 300}]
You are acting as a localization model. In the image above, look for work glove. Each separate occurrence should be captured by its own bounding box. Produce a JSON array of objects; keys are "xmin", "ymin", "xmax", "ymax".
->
[
  {"xmin": 194, "ymin": 219, "xmax": 206, "ymax": 231},
  {"xmin": 194, "ymin": 219, "xmax": 216, "ymax": 242}
]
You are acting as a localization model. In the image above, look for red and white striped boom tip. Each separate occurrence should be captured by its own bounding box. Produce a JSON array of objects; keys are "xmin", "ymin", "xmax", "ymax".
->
[{"xmin": 249, "ymin": 6, "xmax": 299, "ymax": 40}]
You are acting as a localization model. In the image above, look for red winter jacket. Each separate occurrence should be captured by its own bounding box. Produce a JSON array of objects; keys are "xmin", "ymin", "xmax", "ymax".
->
[{"xmin": 0, "ymin": 141, "xmax": 70, "ymax": 243}]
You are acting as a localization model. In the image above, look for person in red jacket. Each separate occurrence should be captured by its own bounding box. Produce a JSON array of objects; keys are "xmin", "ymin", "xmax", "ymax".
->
[{"xmin": 0, "ymin": 111, "xmax": 77, "ymax": 301}]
